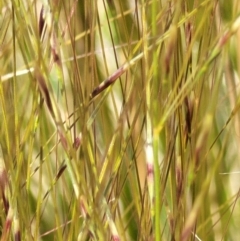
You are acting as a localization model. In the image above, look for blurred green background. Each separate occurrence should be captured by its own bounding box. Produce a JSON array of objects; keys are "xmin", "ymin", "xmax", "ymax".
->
[{"xmin": 1, "ymin": 0, "xmax": 240, "ymax": 240}]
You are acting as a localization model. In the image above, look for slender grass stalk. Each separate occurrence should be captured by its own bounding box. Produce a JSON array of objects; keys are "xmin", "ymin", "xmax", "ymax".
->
[{"xmin": 1, "ymin": 1, "xmax": 240, "ymax": 240}]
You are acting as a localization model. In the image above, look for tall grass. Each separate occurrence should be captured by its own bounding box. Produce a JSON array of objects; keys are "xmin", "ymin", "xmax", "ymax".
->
[{"xmin": 1, "ymin": 0, "xmax": 240, "ymax": 240}]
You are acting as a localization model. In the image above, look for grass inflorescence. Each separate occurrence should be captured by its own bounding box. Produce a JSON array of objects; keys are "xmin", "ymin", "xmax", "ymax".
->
[{"xmin": 1, "ymin": 0, "xmax": 240, "ymax": 240}]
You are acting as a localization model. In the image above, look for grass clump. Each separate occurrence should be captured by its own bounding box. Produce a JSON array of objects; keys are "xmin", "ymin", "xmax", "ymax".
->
[{"xmin": 1, "ymin": 0, "xmax": 240, "ymax": 240}]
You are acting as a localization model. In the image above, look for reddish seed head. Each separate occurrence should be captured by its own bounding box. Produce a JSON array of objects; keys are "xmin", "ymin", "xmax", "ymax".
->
[
  {"xmin": 0, "ymin": 168, "xmax": 8, "ymax": 190},
  {"xmin": 14, "ymin": 231, "xmax": 21, "ymax": 241},
  {"xmin": 112, "ymin": 235, "xmax": 120, "ymax": 241},
  {"xmin": 5, "ymin": 208, "xmax": 13, "ymax": 231},
  {"xmin": 73, "ymin": 134, "xmax": 82, "ymax": 150},
  {"xmin": 147, "ymin": 163, "xmax": 154, "ymax": 179}
]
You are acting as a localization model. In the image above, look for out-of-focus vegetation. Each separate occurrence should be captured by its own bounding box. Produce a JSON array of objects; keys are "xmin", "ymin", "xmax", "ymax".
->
[{"xmin": 1, "ymin": 0, "xmax": 240, "ymax": 240}]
